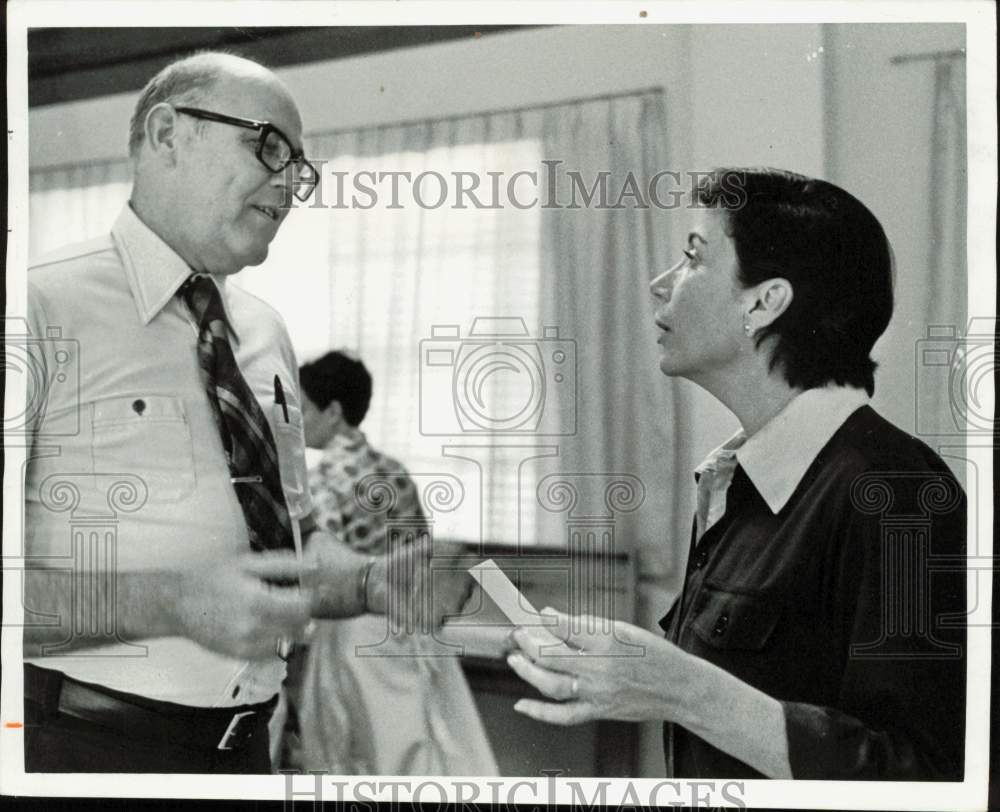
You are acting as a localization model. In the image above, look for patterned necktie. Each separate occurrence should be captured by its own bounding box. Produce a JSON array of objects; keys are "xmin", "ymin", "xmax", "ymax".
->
[{"xmin": 179, "ymin": 274, "xmax": 294, "ymax": 552}]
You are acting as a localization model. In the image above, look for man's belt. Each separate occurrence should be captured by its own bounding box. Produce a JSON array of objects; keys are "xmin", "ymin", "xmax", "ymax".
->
[{"xmin": 24, "ymin": 663, "xmax": 276, "ymax": 752}]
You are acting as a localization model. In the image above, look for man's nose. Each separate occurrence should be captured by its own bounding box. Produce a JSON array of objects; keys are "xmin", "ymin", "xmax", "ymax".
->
[{"xmin": 270, "ymin": 165, "xmax": 296, "ymax": 207}]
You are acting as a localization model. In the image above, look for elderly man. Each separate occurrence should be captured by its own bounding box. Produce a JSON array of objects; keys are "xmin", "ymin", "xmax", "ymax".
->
[{"xmin": 22, "ymin": 52, "xmax": 457, "ymax": 774}]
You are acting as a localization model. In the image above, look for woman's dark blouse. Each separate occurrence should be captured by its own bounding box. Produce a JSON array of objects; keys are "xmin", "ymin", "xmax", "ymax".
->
[{"xmin": 660, "ymin": 406, "xmax": 966, "ymax": 780}]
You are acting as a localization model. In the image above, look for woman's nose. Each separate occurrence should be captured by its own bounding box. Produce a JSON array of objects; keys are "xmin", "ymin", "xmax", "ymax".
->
[
  {"xmin": 649, "ymin": 272, "xmax": 666, "ymax": 298},
  {"xmin": 649, "ymin": 265, "xmax": 676, "ymax": 300}
]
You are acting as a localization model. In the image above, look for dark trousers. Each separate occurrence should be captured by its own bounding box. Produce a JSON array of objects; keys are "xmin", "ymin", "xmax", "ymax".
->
[{"xmin": 24, "ymin": 665, "xmax": 275, "ymax": 774}]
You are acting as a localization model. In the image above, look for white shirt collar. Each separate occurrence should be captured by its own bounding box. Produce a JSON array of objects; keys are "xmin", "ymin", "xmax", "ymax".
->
[
  {"xmin": 696, "ymin": 385, "xmax": 870, "ymax": 514},
  {"xmin": 111, "ymin": 204, "xmax": 240, "ymax": 342}
]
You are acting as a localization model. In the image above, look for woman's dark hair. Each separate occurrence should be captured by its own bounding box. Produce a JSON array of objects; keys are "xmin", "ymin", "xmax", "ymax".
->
[
  {"xmin": 696, "ymin": 168, "xmax": 894, "ymax": 396},
  {"xmin": 298, "ymin": 351, "xmax": 373, "ymax": 427}
]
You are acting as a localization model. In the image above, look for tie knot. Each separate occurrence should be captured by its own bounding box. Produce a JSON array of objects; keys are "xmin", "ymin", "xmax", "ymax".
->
[{"xmin": 179, "ymin": 274, "xmax": 229, "ymax": 332}]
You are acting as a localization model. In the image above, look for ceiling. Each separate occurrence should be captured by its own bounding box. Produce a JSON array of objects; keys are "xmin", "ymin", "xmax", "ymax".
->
[{"xmin": 28, "ymin": 26, "xmax": 532, "ymax": 107}]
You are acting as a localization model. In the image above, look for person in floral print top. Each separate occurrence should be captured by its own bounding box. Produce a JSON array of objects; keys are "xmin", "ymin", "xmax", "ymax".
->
[
  {"xmin": 309, "ymin": 426, "xmax": 426, "ymax": 557},
  {"xmin": 275, "ymin": 350, "xmax": 497, "ymax": 775}
]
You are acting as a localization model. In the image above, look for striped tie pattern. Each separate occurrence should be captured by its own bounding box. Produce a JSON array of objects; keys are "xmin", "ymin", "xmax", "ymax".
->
[{"xmin": 180, "ymin": 274, "xmax": 294, "ymax": 552}]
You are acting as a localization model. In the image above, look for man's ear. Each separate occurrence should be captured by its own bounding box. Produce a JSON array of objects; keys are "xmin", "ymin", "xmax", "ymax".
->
[
  {"xmin": 746, "ymin": 278, "xmax": 793, "ymax": 331},
  {"xmin": 143, "ymin": 103, "xmax": 182, "ymax": 164}
]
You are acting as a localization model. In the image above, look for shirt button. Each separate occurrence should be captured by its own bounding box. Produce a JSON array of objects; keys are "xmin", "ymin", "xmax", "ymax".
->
[
  {"xmin": 132, "ymin": 399, "xmax": 146, "ymax": 415},
  {"xmin": 713, "ymin": 613, "xmax": 729, "ymax": 636}
]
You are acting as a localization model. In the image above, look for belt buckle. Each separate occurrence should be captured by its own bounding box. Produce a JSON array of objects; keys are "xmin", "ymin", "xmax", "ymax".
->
[{"xmin": 216, "ymin": 710, "xmax": 256, "ymax": 751}]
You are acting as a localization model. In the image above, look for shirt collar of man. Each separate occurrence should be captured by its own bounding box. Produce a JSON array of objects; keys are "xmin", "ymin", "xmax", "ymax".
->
[
  {"xmin": 111, "ymin": 203, "xmax": 241, "ymax": 343},
  {"xmin": 696, "ymin": 385, "xmax": 871, "ymax": 514}
]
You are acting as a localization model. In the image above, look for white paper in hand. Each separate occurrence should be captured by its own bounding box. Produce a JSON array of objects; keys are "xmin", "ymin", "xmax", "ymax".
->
[{"xmin": 469, "ymin": 559, "xmax": 550, "ymax": 627}]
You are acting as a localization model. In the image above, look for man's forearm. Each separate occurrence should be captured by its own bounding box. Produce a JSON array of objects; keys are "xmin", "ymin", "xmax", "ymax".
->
[{"xmin": 22, "ymin": 568, "xmax": 179, "ymax": 657}]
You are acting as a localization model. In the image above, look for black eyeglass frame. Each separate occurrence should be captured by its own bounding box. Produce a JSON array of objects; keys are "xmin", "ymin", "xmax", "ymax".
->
[{"xmin": 173, "ymin": 106, "xmax": 318, "ymax": 202}]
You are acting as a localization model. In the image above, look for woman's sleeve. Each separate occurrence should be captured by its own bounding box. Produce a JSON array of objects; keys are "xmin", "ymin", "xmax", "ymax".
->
[{"xmin": 782, "ymin": 469, "xmax": 967, "ymax": 780}]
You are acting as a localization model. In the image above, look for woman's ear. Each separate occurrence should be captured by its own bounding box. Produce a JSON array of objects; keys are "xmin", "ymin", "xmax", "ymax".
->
[{"xmin": 746, "ymin": 278, "xmax": 793, "ymax": 331}]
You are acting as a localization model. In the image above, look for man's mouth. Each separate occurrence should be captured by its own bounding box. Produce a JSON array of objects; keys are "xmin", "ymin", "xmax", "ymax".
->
[
  {"xmin": 251, "ymin": 204, "xmax": 280, "ymax": 222},
  {"xmin": 655, "ymin": 319, "xmax": 671, "ymax": 332}
]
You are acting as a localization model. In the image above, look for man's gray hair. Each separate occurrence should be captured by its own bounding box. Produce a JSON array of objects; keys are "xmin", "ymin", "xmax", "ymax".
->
[{"xmin": 127, "ymin": 51, "xmax": 252, "ymax": 159}]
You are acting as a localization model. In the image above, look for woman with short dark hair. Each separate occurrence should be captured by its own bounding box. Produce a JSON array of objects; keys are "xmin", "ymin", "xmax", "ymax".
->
[{"xmin": 507, "ymin": 169, "xmax": 966, "ymax": 780}]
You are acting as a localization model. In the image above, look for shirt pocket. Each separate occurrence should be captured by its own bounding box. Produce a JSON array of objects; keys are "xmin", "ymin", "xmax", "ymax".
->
[
  {"xmin": 269, "ymin": 403, "xmax": 313, "ymax": 521},
  {"xmin": 689, "ymin": 585, "xmax": 781, "ymax": 651},
  {"xmin": 90, "ymin": 395, "xmax": 196, "ymax": 503}
]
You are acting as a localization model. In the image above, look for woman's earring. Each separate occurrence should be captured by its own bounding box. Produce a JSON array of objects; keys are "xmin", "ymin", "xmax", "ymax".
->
[{"xmin": 743, "ymin": 320, "xmax": 753, "ymax": 335}]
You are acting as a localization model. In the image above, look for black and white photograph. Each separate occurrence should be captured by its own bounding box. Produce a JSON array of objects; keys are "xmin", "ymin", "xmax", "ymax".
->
[{"xmin": 2, "ymin": 2, "xmax": 995, "ymax": 809}]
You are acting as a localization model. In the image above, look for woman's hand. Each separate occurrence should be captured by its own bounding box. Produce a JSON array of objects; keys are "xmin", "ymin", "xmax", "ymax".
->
[
  {"xmin": 507, "ymin": 607, "xmax": 793, "ymax": 777},
  {"xmin": 506, "ymin": 608, "xmax": 701, "ymax": 727}
]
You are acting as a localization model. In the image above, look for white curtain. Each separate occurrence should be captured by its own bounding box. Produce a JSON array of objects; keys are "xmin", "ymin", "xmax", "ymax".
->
[
  {"xmin": 535, "ymin": 94, "xmax": 679, "ymax": 577},
  {"xmin": 29, "ymin": 160, "xmax": 132, "ymax": 259},
  {"xmin": 919, "ymin": 58, "xmax": 969, "ymax": 445},
  {"xmin": 868, "ymin": 54, "xmax": 969, "ymax": 481},
  {"xmin": 924, "ymin": 58, "xmax": 967, "ymax": 330}
]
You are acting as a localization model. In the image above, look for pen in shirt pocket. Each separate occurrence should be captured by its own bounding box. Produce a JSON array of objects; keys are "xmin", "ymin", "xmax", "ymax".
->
[
  {"xmin": 274, "ymin": 374, "xmax": 289, "ymax": 422},
  {"xmin": 273, "ymin": 373, "xmax": 301, "ymax": 557}
]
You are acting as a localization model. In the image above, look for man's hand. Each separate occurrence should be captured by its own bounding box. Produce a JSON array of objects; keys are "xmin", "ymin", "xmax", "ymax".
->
[
  {"xmin": 165, "ymin": 553, "xmax": 312, "ymax": 659},
  {"xmin": 366, "ymin": 538, "xmax": 473, "ymax": 633},
  {"xmin": 251, "ymin": 531, "xmax": 474, "ymax": 632},
  {"xmin": 23, "ymin": 554, "xmax": 312, "ymax": 660}
]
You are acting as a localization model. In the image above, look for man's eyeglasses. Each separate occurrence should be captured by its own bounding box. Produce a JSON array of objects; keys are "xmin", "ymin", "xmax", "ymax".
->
[{"xmin": 173, "ymin": 106, "xmax": 319, "ymax": 202}]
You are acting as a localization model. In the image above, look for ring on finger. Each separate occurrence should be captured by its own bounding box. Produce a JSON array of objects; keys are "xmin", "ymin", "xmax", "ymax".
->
[{"xmin": 569, "ymin": 676, "xmax": 579, "ymax": 699}]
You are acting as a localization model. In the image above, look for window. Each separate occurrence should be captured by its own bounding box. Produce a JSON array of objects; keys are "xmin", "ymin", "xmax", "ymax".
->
[{"xmin": 238, "ymin": 137, "xmax": 547, "ymax": 545}]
